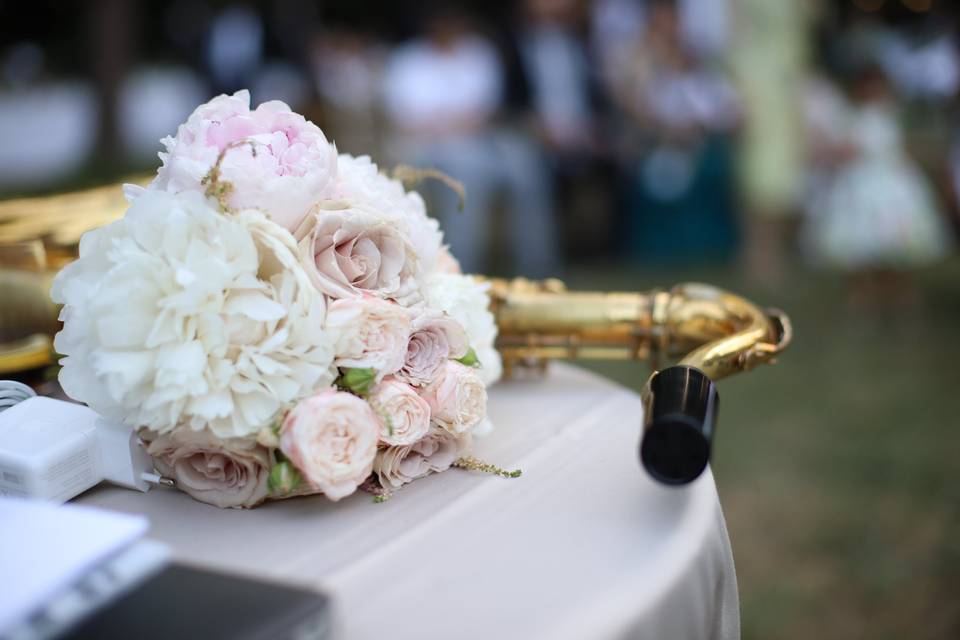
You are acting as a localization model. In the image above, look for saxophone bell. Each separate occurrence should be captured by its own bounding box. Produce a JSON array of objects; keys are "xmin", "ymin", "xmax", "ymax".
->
[{"xmin": 640, "ymin": 365, "xmax": 718, "ymax": 486}]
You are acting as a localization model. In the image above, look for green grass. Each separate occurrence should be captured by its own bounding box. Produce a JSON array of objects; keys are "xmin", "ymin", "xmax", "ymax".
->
[{"xmin": 564, "ymin": 259, "xmax": 960, "ymax": 640}]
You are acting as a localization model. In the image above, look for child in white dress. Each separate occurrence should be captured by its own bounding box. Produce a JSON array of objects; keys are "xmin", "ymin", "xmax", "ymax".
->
[{"xmin": 802, "ymin": 64, "xmax": 952, "ymax": 306}]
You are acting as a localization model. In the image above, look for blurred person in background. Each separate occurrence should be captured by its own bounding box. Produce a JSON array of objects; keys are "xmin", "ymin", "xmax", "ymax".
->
[
  {"xmin": 310, "ymin": 25, "xmax": 387, "ymax": 158},
  {"xmin": 861, "ymin": 11, "xmax": 960, "ymax": 104},
  {"xmin": 205, "ymin": 4, "xmax": 263, "ymax": 95},
  {"xmin": 801, "ymin": 59, "xmax": 952, "ymax": 311},
  {"xmin": 515, "ymin": 0, "xmax": 595, "ymax": 162},
  {"xmin": 590, "ymin": 0, "xmax": 647, "ymax": 99},
  {"xmin": 0, "ymin": 40, "xmax": 99, "ymax": 191},
  {"xmin": 383, "ymin": 5, "xmax": 559, "ymax": 277},
  {"xmin": 951, "ymin": 107, "xmax": 960, "ymax": 227},
  {"xmin": 610, "ymin": 0, "xmax": 740, "ymax": 264},
  {"xmin": 729, "ymin": 0, "xmax": 812, "ymax": 284},
  {"xmin": 677, "ymin": 0, "xmax": 730, "ymax": 63},
  {"xmin": 249, "ymin": 1, "xmax": 315, "ymax": 111},
  {"xmin": 798, "ymin": 65, "xmax": 850, "ymax": 246},
  {"xmin": 513, "ymin": 0, "xmax": 610, "ymax": 259},
  {"xmin": 117, "ymin": 0, "xmax": 211, "ymax": 163}
]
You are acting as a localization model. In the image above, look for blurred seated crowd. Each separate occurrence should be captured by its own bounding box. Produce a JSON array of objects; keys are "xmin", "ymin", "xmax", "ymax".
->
[{"xmin": 1, "ymin": 0, "xmax": 958, "ymax": 300}]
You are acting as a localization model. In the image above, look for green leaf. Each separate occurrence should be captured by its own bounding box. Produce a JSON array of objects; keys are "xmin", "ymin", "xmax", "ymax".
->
[
  {"xmin": 456, "ymin": 347, "xmax": 481, "ymax": 368},
  {"xmin": 268, "ymin": 462, "xmax": 301, "ymax": 495},
  {"xmin": 336, "ymin": 367, "xmax": 377, "ymax": 396}
]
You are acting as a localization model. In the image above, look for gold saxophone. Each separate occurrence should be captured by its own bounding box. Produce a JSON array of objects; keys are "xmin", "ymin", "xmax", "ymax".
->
[
  {"xmin": 0, "ymin": 184, "xmax": 793, "ymax": 485},
  {"xmin": 488, "ymin": 277, "xmax": 791, "ymax": 483}
]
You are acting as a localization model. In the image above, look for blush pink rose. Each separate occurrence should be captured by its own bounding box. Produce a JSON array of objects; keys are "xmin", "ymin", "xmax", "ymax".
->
[
  {"xmin": 279, "ymin": 390, "xmax": 379, "ymax": 501},
  {"xmin": 294, "ymin": 203, "xmax": 418, "ymax": 301},
  {"xmin": 334, "ymin": 154, "xmax": 443, "ymax": 276},
  {"xmin": 368, "ymin": 377, "xmax": 431, "ymax": 446},
  {"xmin": 373, "ymin": 427, "xmax": 471, "ymax": 490},
  {"xmin": 419, "ymin": 361, "xmax": 487, "ymax": 435},
  {"xmin": 149, "ymin": 90, "xmax": 338, "ymax": 232},
  {"xmin": 325, "ymin": 296, "xmax": 411, "ymax": 377},
  {"xmin": 142, "ymin": 428, "xmax": 270, "ymax": 509},
  {"xmin": 397, "ymin": 311, "xmax": 469, "ymax": 387}
]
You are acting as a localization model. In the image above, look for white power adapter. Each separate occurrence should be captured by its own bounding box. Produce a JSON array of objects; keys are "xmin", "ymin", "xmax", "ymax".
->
[{"xmin": 0, "ymin": 396, "xmax": 159, "ymax": 502}]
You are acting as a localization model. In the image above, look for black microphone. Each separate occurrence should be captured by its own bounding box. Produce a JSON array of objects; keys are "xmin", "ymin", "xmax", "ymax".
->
[{"xmin": 639, "ymin": 365, "xmax": 718, "ymax": 485}]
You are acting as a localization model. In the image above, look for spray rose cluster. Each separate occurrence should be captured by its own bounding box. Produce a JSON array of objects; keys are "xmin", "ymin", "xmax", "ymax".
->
[{"xmin": 53, "ymin": 90, "xmax": 501, "ymax": 508}]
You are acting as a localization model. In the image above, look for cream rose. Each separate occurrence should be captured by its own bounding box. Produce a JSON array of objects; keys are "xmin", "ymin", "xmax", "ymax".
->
[
  {"xmin": 419, "ymin": 361, "xmax": 487, "ymax": 435},
  {"xmin": 294, "ymin": 202, "xmax": 419, "ymax": 301},
  {"xmin": 325, "ymin": 296, "xmax": 411, "ymax": 377},
  {"xmin": 373, "ymin": 427, "xmax": 471, "ymax": 490},
  {"xmin": 143, "ymin": 428, "xmax": 270, "ymax": 509},
  {"xmin": 279, "ymin": 390, "xmax": 379, "ymax": 500},
  {"xmin": 397, "ymin": 312, "xmax": 469, "ymax": 387},
  {"xmin": 368, "ymin": 377, "xmax": 431, "ymax": 446}
]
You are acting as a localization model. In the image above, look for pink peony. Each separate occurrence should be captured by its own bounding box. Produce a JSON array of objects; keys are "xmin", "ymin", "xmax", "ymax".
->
[{"xmin": 149, "ymin": 90, "xmax": 337, "ymax": 232}]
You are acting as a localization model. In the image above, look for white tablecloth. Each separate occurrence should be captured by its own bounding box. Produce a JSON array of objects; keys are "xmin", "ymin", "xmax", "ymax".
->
[{"xmin": 77, "ymin": 364, "xmax": 739, "ymax": 640}]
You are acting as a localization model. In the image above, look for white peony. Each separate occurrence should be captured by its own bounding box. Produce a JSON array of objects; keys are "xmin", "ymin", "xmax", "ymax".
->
[
  {"xmin": 435, "ymin": 246, "xmax": 462, "ymax": 275},
  {"xmin": 52, "ymin": 190, "xmax": 337, "ymax": 438},
  {"xmin": 424, "ymin": 273, "xmax": 502, "ymax": 385}
]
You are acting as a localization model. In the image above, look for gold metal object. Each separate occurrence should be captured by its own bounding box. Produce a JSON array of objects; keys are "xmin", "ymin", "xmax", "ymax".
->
[
  {"xmin": 488, "ymin": 277, "xmax": 791, "ymax": 385},
  {"xmin": 0, "ymin": 177, "xmax": 148, "ymax": 269},
  {"xmin": 0, "ymin": 334, "xmax": 53, "ymax": 375},
  {"xmin": 0, "ymin": 179, "xmax": 148, "ymax": 372}
]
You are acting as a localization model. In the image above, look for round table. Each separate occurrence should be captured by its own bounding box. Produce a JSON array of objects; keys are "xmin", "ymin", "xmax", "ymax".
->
[{"xmin": 77, "ymin": 364, "xmax": 740, "ymax": 640}]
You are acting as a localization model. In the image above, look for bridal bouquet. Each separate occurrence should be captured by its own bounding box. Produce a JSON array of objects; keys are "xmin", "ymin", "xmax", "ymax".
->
[{"xmin": 51, "ymin": 90, "xmax": 507, "ymax": 508}]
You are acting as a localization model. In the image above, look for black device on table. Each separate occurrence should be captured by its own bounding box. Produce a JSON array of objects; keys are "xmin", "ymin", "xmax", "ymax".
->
[{"xmin": 63, "ymin": 564, "xmax": 330, "ymax": 640}]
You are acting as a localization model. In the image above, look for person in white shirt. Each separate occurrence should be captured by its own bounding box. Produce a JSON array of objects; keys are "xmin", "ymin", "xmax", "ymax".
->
[
  {"xmin": 384, "ymin": 8, "xmax": 559, "ymax": 277},
  {"xmin": 517, "ymin": 0, "xmax": 594, "ymax": 156}
]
